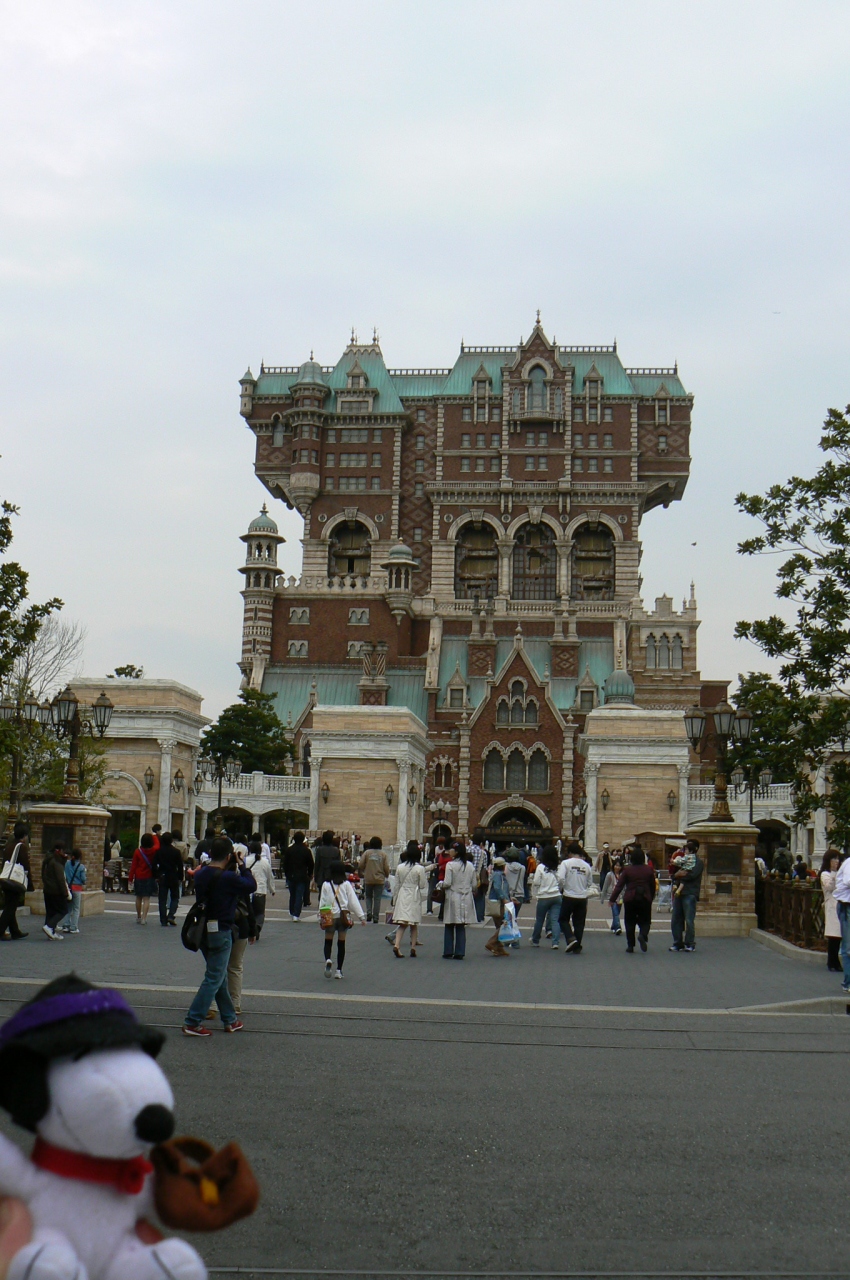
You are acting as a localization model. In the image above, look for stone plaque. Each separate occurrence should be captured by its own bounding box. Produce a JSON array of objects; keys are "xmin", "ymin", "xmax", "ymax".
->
[
  {"xmin": 42, "ymin": 824, "xmax": 76, "ymax": 855},
  {"xmin": 707, "ymin": 845, "xmax": 743, "ymax": 876},
  {"xmin": 714, "ymin": 881, "xmax": 733, "ymax": 895}
]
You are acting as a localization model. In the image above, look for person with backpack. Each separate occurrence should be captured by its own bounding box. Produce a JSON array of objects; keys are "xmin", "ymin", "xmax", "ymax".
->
[
  {"xmin": 128, "ymin": 833, "xmax": 157, "ymax": 924},
  {"xmin": 358, "ymin": 836, "xmax": 390, "ymax": 923},
  {"xmin": 609, "ymin": 844, "xmax": 656, "ymax": 953},
  {"xmin": 183, "ymin": 836, "xmax": 256, "ymax": 1036},
  {"xmin": 484, "ymin": 856, "xmax": 511, "ymax": 957}
]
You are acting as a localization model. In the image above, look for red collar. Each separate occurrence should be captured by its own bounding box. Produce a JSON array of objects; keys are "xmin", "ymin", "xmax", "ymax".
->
[{"xmin": 32, "ymin": 1137, "xmax": 153, "ymax": 1196}]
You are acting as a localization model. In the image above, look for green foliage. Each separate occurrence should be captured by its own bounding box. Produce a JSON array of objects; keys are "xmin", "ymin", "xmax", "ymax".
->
[
  {"xmin": 200, "ymin": 689, "xmax": 293, "ymax": 775},
  {"xmin": 108, "ymin": 664, "xmax": 144, "ymax": 679},
  {"xmin": 0, "ymin": 499, "xmax": 61, "ymax": 687},
  {"xmin": 735, "ymin": 407, "xmax": 850, "ymax": 847}
]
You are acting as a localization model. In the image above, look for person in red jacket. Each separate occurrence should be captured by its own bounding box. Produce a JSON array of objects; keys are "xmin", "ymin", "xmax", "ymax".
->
[
  {"xmin": 129, "ymin": 832, "xmax": 157, "ymax": 924},
  {"xmin": 609, "ymin": 844, "xmax": 657, "ymax": 954}
]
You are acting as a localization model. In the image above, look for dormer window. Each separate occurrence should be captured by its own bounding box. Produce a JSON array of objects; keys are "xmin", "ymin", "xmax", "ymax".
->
[
  {"xmin": 348, "ymin": 374, "xmax": 365, "ymax": 389},
  {"xmin": 658, "ymin": 405, "xmax": 668, "ymax": 424},
  {"xmin": 528, "ymin": 366, "xmax": 547, "ymax": 413}
]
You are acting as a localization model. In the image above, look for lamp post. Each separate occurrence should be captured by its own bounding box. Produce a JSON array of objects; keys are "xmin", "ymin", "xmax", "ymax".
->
[
  {"xmin": 0, "ymin": 694, "xmax": 48, "ymax": 841},
  {"xmin": 730, "ymin": 762, "xmax": 773, "ymax": 825},
  {"xmin": 684, "ymin": 702, "xmax": 752, "ymax": 822},
  {"xmin": 198, "ymin": 754, "xmax": 242, "ymax": 822},
  {"xmin": 44, "ymin": 686, "xmax": 114, "ymax": 802}
]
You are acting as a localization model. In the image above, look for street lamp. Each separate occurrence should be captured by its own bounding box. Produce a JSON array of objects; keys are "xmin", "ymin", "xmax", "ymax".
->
[
  {"xmin": 667, "ymin": 789, "xmax": 677, "ymax": 812},
  {"xmin": 600, "ymin": 788, "xmax": 610, "ymax": 811},
  {"xmin": 730, "ymin": 761, "xmax": 774, "ymax": 825},
  {"xmin": 0, "ymin": 688, "xmax": 76, "ymax": 842},
  {"xmin": 41, "ymin": 686, "xmax": 113, "ymax": 803},
  {"xmin": 684, "ymin": 701, "xmax": 753, "ymax": 823},
  {"xmin": 198, "ymin": 753, "xmax": 243, "ymax": 820}
]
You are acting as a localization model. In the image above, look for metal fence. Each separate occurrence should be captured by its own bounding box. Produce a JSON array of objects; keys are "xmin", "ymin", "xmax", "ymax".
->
[{"xmin": 757, "ymin": 877, "xmax": 826, "ymax": 951}]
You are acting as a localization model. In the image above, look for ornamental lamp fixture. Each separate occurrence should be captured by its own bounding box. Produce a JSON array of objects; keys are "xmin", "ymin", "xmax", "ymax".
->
[
  {"xmin": 91, "ymin": 690, "xmax": 114, "ymax": 737},
  {"xmin": 683, "ymin": 705, "xmax": 706, "ymax": 749},
  {"xmin": 408, "ymin": 786, "xmax": 417, "ymax": 807},
  {"xmin": 385, "ymin": 783, "xmax": 395, "ymax": 806},
  {"xmin": 601, "ymin": 788, "xmax": 610, "ymax": 811},
  {"xmin": 713, "ymin": 701, "xmax": 736, "ymax": 741},
  {"xmin": 730, "ymin": 765, "xmax": 745, "ymax": 790},
  {"xmin": 321, "ymin": 782, "xmax": 330, "ymax": 804},
  {"xmin": 194, "ymin": 771, "xmax": 204, "ymax": 794},
  {"xmin": 56, "ymin": 685, "xmax": 79, "ymax": 732},
  {"xmin": 0, "ymin": 699, "xmax": 15, "ymax": 722},
  {"xmin": 733, "ymin": 706, "xmax": 753, "ymax": 742},
  {"xmin": 667, "ymin": 789, "xmax": 677, "ymax": 812},
  {"xmin": 37, "ymin": 701, "xmax": 52, "ymax": 727},
  {"xmin": 23, "ymin": 696, "xmax": 40, "ymax": 724},
  {"xmin": 758, "ymin": 767, "xmax": 773, "ymax": 791},
  {"xmin": 172, "ymin": 768, "xmax": 185, "ymax": 793},
  {"xmin": 224, "ymin": 757, "xmax": 242, "ymax": 785},
  {"xmin": 429, "ymin": 800, "xmax": 437, "ymax": 813},
  {"xmin": 143, "ymin": 766, "xmax": 155, "ymax": 792}
]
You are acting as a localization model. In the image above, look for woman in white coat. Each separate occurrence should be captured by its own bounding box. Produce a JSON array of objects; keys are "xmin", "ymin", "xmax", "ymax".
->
[
  {"xmin": 820, "ymin": 849, "xmax": 843, "ymax": 972},
  {"xmin": 392, "ymin": 840, "xmax": 429, "ymax": 958},
  {"xmin": 442, "ymin": 842, "xmax": 477, "ymax": 960}
]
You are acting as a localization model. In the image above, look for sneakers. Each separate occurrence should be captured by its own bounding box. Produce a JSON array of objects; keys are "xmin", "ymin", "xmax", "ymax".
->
[
  {"xmin": 43, "ymin": 925, "xmax": 63, "ymax": 941},
  {"xmin": 334, "ymin": 969, "xmax": 343, "ymax": 979},
  {"xmin": 639, "ymin": 937, "xmax": 648, "ymax": 952},
  {"xmin": 551, "ymin": 943, "xmax": 559, "ymax": 950},
  {"xmin": 224, "ymin": 1020, "xmax": 244, "ymax": 1033},
  {"xmin": 684, "ymin": 944, "xmax": 696, "ymax": 952},
  {"xmin": 182, "ymin": 1024, "xmax": 212, "ymax": 1037},
  {"xmin": 841, "ymin": 982, "xmax": 850, "ymax": 993},
  {"xmin": 615, "ymin": 928, "xmax": 622, "ymax": 936},
  {"xmin": 68, "ymin": 929, "xmax": 80, "ymax": 935},
  {"xmin": 566, "ymin": 939, "xmax": 580, "ymax": 953},
  {"xmin": 626, "ymin": 945, "xmax": 635, "ymax": 953},
  {"xmin": 669, "ymin": 944, "xmax": 684, "ymax": 952},
  {"xmin": 324, "ymin": 959, "xmax": 333, "ymax": 977}
]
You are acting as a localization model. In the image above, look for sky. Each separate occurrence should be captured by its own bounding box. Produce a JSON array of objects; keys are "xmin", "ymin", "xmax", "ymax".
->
[{"xmin": 1, "ymin": 0, "xmax": 849, "ymax": 720}]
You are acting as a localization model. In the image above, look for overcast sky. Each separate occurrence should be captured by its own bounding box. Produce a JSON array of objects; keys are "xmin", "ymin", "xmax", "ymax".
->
[{"xmin": 1, "ymin": 1, "xmax": 849, "ymax": 720}]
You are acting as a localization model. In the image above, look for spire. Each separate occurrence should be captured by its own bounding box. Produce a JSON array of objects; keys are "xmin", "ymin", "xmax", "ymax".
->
[{"xmin": 536, "ymin": 308, "xmax": 541, "ymax": 325}]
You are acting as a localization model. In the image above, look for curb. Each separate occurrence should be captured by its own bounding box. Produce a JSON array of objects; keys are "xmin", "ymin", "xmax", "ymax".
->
[{"xmin": 749, "ymin": 926, "xmax": 829, "ymax": 966}]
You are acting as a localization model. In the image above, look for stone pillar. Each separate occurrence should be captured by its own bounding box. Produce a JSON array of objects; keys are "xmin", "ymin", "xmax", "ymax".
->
[
  {"xmin": 497, "ymin": 541, "xmax": 512, "ymax": 596},
  {"xmin": 556, "ymin": 541, "xmax": 571, "ymax": 600},
  {"xmin": 25, "ymin": 801, "xmax": 108, "ymax": 916},
  {"xmin": 814, "ymin": 766, "xmax": 827, "ymax": 863},
  {"xmin": 157, "ymin": 739, "xmax": 175, "ymax": 828},
  {"xmin": 685, "ymin": 820, "xmax": 758, "ymax": 936},
  {"xmin": 396, "ymin": 760, "xmax": 410, "ymax": 848},
  {"xmin": 309, "ymin": 755, "xmax": 323, "ymax": 830},
  {"xmin": 561, "ymin": 720, "xmax": 576, "ymax": 837},
  {"xmin": 677, "ymin": 763, "xmax": 691, "ymax": 831},
  {"xmin": 584, "ymin": 761, "xmax": 599, "ymax": 853},
  {"xmin": 458, "ymin": 718, "xmax": 471, "ymax": 833}
]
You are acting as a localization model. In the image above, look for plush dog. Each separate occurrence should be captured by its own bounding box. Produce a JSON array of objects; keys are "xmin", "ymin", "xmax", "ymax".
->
[{"xmin": 0, "ymin": 974, "xmax": 210, "ymax": 1280}]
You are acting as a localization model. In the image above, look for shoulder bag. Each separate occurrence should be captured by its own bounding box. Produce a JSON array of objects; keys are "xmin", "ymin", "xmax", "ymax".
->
[
  {"xmin": 181, "ymin": 869, "xmax": 222, "ymax": 952},
  {"xmin": 333, "ymin": 883, "xmax": 354, "ymax": 929},
  {"xmin": 0, "ymin": 843, "xmax": 27, "ymax": 893}
]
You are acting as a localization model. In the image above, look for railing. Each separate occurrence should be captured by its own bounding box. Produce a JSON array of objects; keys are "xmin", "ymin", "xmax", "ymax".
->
[
  {"xmin": 265, "ymin": 776, "xmax": 310, "ymax": 794},
  {"xmin": 758, "ymin": 877, "xmax": 826, "ymax": 951},
  {"xmin": 688, "ymin": 783, "xmax": 794, "ymax": 805},
  {"xmin": 626, "ymin": 366, "xmax": 677, "ymax": 376},
  {"xmin": 194, "ymin": 772, "xmax": 310, "ymax": 799}
]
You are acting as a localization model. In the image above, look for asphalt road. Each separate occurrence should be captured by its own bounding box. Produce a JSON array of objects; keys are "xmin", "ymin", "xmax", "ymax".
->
[{"xmin": 1, "ymin": 899, "xmax": 847, "ymax": 1279}]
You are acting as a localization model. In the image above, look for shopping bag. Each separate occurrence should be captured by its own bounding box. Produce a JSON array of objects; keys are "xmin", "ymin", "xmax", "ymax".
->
[{"xmin": 498, "ymin": 902, "xmax": 521, "ymax": 945}]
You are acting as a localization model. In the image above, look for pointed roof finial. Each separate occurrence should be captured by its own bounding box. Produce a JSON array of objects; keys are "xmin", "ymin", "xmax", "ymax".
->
[
  {"xmin": 536, "ymin": 308, "xmax": 541, "ymax": 325},
  {"xmin": 372, "ymin": 326, "xmax": 379, "ymax": 344},
  {"xmin": 350, "ymin": 326, "xmax": 356, "ymax": 344},
  {"xmin": 310, "ymin": 349, "xmax": 314, "ymax": 360}
]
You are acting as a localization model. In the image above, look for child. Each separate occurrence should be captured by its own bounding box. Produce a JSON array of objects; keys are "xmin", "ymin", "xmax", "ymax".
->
[
  {"xmin": 669, "ymin": 844, "xmax": 697, "ymax": 896},
  {"xmin": 318, "ymin": 861, "xmax": 366, "ymax": 979}
]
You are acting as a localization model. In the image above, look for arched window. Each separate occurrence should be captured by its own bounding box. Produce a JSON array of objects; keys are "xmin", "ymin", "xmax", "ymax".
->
[
  {"xmin": 444, "ymin": 762, "xmax": 452, "ymax": 788},
  {"xmin": 570, "ymin": 524, "xmax": 615, "ymax": 600},
  {"xmin": 528, "ymin": 749, "xmax": 548, "ymax": 791},
  {"xmin": 454, "ymin": 522, "xmax": 498, "ymax": 599},
  {"xmin": 510, "ymin": 699, "xmax": 524, "ymax": 724},
  {"xmin": 672, "ymin": 634, "xmax": 683, "ymax": 669},
  {"xmin": 252, "ymin": 573, "xmax": 260, "ymax": 588},
  {"xmin": 528, "ymin": 366, "xmax": 547, "ymax": 413},
  {"xmin": 496, "ymin": 699, "xmax": 509, "ymax": 725},
  {"xmin": 646, "ymin": 634, "xmax": 656, "ymax": 669},
  {"xmin": 484, "ymin": 750, "xmax": 504, "ymax": 790},
  {"xmin": 434, "ymin": 764, "xmax": 443, "ymax": 788},
  {"xmin": 328, "ymin": 520, "xmax": 371, "ymax": 578},
  {"xmin": 512, "ymin": 388, "xmax": 522, "ymax": 415},
  {"xmin": 302, "ymin": 740, "xmax": 312, "ymax": 779},
  {"xmin": 264, "ymin": 574, "xmax": 271, "ymax": 588},
  {"xmin": 510, "ymin": 680, "xmax": 524, "ymax": 699},
  {"xmin": 272, "ymin": 416, "xmax": 284, "ymax": 446},
  {"xmin": 524, "ymin": 699, "xmax": 538, "ymax": 724},
  {"xmin": 512, "ymin": 522, "xmax": 557, "ymax": 600},
  {"xmin": 657, "ymin": 634, "xmax": 670, "ymax": 669},
  {"xmin": 506, "ymin": 749, "xmax": 526, "ymax": 791}
]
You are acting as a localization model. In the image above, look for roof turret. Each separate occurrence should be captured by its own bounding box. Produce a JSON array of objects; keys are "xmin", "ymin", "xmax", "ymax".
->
[
  {"xmin": 293, "ymin": 356, "xmax": 327, "ymax": 390},
  {"xmin": 603, "ymin": 669, "xmax": 636, "ymax": 706},
  {"xmin": 247, "ymin": 504, "xmax": 279, "ymax": 534}
]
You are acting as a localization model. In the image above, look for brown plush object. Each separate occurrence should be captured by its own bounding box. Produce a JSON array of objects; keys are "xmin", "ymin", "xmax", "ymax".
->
[{"xmin": 151, "ymin": 1137, "xmax": 260, "ymax": 1232}]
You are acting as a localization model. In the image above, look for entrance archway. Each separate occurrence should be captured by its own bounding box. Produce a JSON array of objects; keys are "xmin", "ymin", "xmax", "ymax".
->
[{"xmin": 482, "ymin": 804, "xmax": 552, "ymax": 850}]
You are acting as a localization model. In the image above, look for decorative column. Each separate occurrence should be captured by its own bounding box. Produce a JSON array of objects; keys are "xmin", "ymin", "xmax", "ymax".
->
[
  {"xmin": 157, "ymin": 739, "xmax": 175, "ymax": 829},
  {"xmin": 677, "ymin": 762, "xmax": 691, "ymax": 831},
  {"xmin": 561, "ymin": 719, "xmax": 576, "ymax": 836},
  {"xmin": 309, "ymin": 754, "xmax": 323, "ymax": 831},
  {"xmin": 814, "ymin": 765, "xmax": 828, "ymax": 863},
  {"xmin": 186, "ymin": 755, "xmax": 198, "ymax": 846},
  {"xmin": 556, "ymin": 541, "xmax": 571, "ymax": 600},
  {"xmin": 497, "ymin": 540, "xmax": 512, "ymax": 597},
  {"xmin": 584, "ymin": 761, "xmax": 599, "ymax": 854},
  {"xmin": 396, "ymin": 759, "xmax": 410, "ymax": 849},
  {"xmin": 613, "ymin": 618, "xmax": 627, "ymax": 671},
  {"xmin": 458, "ymin": 714, "xmax": 471, "ymax": 833}
]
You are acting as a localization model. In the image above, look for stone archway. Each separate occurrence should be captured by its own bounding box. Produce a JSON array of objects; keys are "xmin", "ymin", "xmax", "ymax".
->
[{"xmin": 481, "ymin": 803, "xmax": 552, "ymax": 849}]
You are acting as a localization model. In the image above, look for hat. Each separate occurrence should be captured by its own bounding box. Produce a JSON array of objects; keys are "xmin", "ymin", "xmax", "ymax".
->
[{"xmin": 493, "ymin": 856, "xmax": 506, "ymax": 868}]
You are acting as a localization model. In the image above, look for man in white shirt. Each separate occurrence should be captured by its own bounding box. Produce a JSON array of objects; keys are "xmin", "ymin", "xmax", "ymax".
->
[
  {"xmin": 832, "ymin": 854, "xmax": 850, "ymax": 991},
  {"xmin": 558, "ymin": 841, "xmax": 595, "ymax": 954}
]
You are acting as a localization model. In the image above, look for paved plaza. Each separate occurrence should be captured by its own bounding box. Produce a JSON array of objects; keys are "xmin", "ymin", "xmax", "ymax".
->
[{"xmin": 1, "ymin": 897, "xmax": 848, "ymax": 1279}]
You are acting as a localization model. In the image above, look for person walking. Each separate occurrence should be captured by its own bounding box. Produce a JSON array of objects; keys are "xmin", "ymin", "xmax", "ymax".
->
[
  {"xmin": 358, "ymin": 836, "xmax": 390, "ymax": 923},
  {"xmin": 248, "ymin": 839, "xmax": 275, "ymax": 936},
  {"xmin": 820, "ymin": 850, "xmax": 843, "ymax": 972},
  {"xmin": 312, "ymin": 830, "xmax": 339, "ymax": 894},
  {"xmin": 182, "ymin": 837, "xmax": 256, "ymax": 1036},
  {"xmin": 610, "ymin": 846, "xmax": 656, "ymax": 953},
  {"xmin": 503, "ymin": 845, "xmax": 527, "ymax": 921},
  {"xmin": 128, "ymin": 833, "xmax": 157, "ymax": 924},
  {"xmin": 41, "ymin": 842, "xmax": 71, "ymax": 940},
  {"xmin": 319, "ymin": 862, "xmax": 365, "ymax": 978},
  {"xmin": 601, "ymin": 857, "xmax": 624, "ymax": 935},
  {"xmin": 391, "ymin": 840, "xmax": 428, "ymax": 957},
  {"xmin": 669, "ymin": 837, "xmax": 704, "ymax": 952},
  {"xmin": 226, "ymin": 876, "xmax": 257, "ymax": 1019},
  {"xmin": 531, "ymin": 845, "xmax": 563, "ymax": 949},
  {"xmin": 558, "ymin": 841, "xmax": 595, "ymax": 954},
  {"xmin": 484, "ymin": 856, "xmax": 511, "ymax": 956},
  {"xmin": 153, "ymin": 832, "xmax": 184, "ymax": 927},
  {"xmin": 442, "ymin": 842, "xmax": 477, "ymax": 960},
  {"xmin": 57, "ymin": 849, "xmax": 86, "ymax": 934},
  {"xmin": 469, "ymin": 830, "xmax": 490, "ymax": 923},
  {"xmin": 0, "ymin": 822, "xmax": 30, "ymax": 941},
  {"xmin": 284, "ymin": 830, "xmax": 314, "ymax": 920},
  {"xmin": 833, "ymin": 852, "xmax": 850, "ymax": 992}
]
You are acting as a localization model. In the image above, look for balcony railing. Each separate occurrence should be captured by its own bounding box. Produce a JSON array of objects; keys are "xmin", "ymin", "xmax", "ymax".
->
[
  {"xmin": 757, "ymin": 877, "xmax": 826, "ymax": 951},
  {"xmin": 688, "ymin": 783, "xmax": 794, "ymax": 805},
  {"xmin": 194, "ymin": 772, "xmax": 310, "ymax": 800}
]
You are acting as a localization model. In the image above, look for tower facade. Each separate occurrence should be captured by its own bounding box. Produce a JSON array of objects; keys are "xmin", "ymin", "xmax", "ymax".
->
[
  {"xmin": 239, "ymin": 505, "xmax": 283, "ymax": 691},
  {"xmin": 238, "ymin": 321, "xmax": 710, "ymax": 845}
]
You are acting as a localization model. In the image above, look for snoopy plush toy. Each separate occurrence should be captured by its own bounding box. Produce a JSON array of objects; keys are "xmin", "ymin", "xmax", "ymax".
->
[{"xmin": 0, "ymin": 974, "xmax": 209, "ymax": 1280}]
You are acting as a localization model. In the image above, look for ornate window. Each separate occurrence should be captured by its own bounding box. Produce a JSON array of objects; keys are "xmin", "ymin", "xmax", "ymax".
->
[
  {"xmin": 527, "ymin": 749, "xmax": 549, "ymax": 791},
  {"xmin": 434, "ymin": 763, "xmax": 443, "ymax": 787},
  {"xmin": 328, "ymin": 521, "xmax": 371, "ymax": 578},
  {"xmin": 657, "ymin": 634, "xmax": 670, "ymax": 668},
  {"xmin": 512, "ymin": 522, "xmax": 557, "ymax": 600},
  {"xmin": 506, "ymin": 749, "xmax": 526, "ymax": 791},
  {"xmin": 570, "ymin": 524, "xmax": 614, "ymax": 600},
  {"xmin": 272, "ymin": 417, "xmax": 285, "ymax": 446},
  {"xmin": 348, "ymin": 608, "xmax": 370, "ymax": 625},
  {"xmin": 496, "ymin": 699, "xmax": 509, "ymax": 725},
  {"xmin": 646, "ymin": 634, "xmax": 656, "ymax": 668},
  {"xmin": 287, "ymin": 640, "xmax": 308, "ymax": 657},
  {"xmin": 510, "ymin": 699, "xmax": 524, "ymax": 724},
  {"xmin": 454, "ymin": 522, "xmax": 498, "ymax": 599},
  {"xmin": 512, "ymin": 388, "xmax": 522, "ymax": 415},
  {"xmin": 484, "ymin": 749, "xmax": 504, "ymax": 790},
  {"xmin": 528, "ymin": 366, "xmax": 547, "ymax": 413},
  {"xmin": 510, "ymin": 680, "xmax": 525, "ymax": 699},
  {"xmin": 672, "ymin": 634, "xmax": 683, "ymax": 669},
  {"xmin": 444, "ymin": 762, "xmax": 452, "ymax": 788},
  {"xmin": 290, "ymin": 607, "xmax": 310, "ymax": 624},
  {"xmin": 524, "ymin": 699, "xmax": 538, "ymax": 725}
]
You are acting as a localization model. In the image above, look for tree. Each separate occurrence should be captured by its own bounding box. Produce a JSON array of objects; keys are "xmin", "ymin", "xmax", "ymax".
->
[
  {"xmin": 735, "ymin": 406, "xmax": 850, "ymax": 846},
  {"xmin": 0, "ymin": 498, "xmax": 61, "ymax": 686},
  {"xmin": 200, "ymin": 689, "xmax": 293, "ymax": 775},
  {"xmin": 3, "ymin": 615, "xmax": 85, "ymax": 704},
  {"xmin": 108, "ymin": 664, "xmax": 144, "ymax": 679}
]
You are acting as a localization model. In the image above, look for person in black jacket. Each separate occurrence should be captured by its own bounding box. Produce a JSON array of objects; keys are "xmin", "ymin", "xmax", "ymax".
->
[
  {"xmin": 312, "ymin": 830, "xmax": 339, "ymax": 893},
  {"xmin": 153, "ymin": 831, "xmax": 184, "ymax": 926},
  {"xmin": 284, "ymin": 830, "xmax": 314, "ymax": 920},
  {"xmin": 0, "ymin": 822, "xmax": 31, "ymax": 941}
]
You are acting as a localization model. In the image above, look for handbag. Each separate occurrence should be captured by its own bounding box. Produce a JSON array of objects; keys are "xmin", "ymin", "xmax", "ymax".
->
[
  {"xmin": 0, "ymin": 844, "xmax": 27, "ymax": 893},
  {"xmin": 318, "ymin": 908, "xmax": 334, "ymax": 929},
  {"xmin": 333, "ymin": 884, "xmax": 353, "ymax": 929},
  {"xmin": 181, "ymin": 870, "xmax": 222, "ymax": 952},
  {"xmin": 152, "ymin": 1136, "xmax": 259, "ymax": 1232}
]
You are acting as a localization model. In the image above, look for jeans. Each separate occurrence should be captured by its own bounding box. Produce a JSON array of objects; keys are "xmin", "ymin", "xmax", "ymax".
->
[
  {"xmin": 610, "ymin": 902, "xmax": 621, "ymax": 931},
  {"xmin": 838, "ymin": 902, "xmax": 850, "ymax": 985},
  {"xmin": 624, "ymin": 899, "xmax": 651, "ymax": 949},
  {"xmin": 559, "ymin": 897, "xmax": 588, "ymax": 946},
  {"xmin": 671, "ymin": 892, "xmax": 698, "ymax": 948},
  {"xmin": 186, "ymin": 930, "xmax": 237, "ymax": 1027},
  {"xmin": 58, "ymin": 892, "xmax": 82, "ymax": 932},
  {"xmin": 473, "ymin": 889, "xmax": 486, "ymax": 923},
  {"xmin": 364, "ymin": 882, "xmax": 384, "ymax": 922},
  {"xmin": 532, "ymin": 897, "xmax": 562, "ymax": 946},
  {"xmin": 443, "ymin": 924, "xmax": 466, "ymax": 957},
  {"xmin": 158, "ymin": 881, "xmax": 180, "ymax": 924},
  {"xmin": 287, "ymin": 877, "xmax": 306, "ymax": 918}
]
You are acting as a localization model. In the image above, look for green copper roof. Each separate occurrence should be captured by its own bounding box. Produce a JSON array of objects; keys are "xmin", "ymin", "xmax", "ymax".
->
[
  {"xmin": 627, "ymin": 372, "xmax": 688, "ymax": 397},
  {"xmin": 325, "ymin": 350, "xmax": 405, "ymax": 414}
]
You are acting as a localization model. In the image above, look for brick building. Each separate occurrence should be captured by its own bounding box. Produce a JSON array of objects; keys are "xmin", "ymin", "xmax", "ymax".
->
[{"xmin": 237, "ymin": 319, "xmax": 722, "ymax": 848}]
